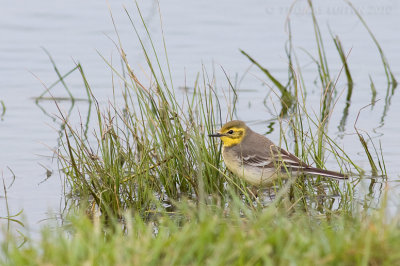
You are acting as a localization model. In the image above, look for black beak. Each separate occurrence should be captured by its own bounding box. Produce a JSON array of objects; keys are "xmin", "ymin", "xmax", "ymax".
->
[{"xmin": 208, "ymin": 132, "xmax": 223, "ymax": 138}]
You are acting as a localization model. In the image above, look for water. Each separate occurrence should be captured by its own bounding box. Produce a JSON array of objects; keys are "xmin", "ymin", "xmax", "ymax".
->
[{"xmin": 1, "ymin": 0, "xmax": 399, "ymax": 232}]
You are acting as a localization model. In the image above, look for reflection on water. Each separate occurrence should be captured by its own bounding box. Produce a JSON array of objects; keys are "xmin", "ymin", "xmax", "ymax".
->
[
  {"xmin": 0, "ymin": 100, "xmax": 5, "ymax": 121},
  {"xmin": 0, "ymin": 0, "xmax": 399, "ymax": 231}
]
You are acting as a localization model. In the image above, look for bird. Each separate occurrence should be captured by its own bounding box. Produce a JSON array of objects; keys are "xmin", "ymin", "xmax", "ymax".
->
[{"xmin": 209, "ymin": 120, "xmax": 347, "ymax": 186}]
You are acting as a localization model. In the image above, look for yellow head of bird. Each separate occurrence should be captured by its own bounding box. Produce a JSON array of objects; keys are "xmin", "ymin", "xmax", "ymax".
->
[{"xmin": 208, "ymin": 120, "xmax": 247, "ymax": 147}]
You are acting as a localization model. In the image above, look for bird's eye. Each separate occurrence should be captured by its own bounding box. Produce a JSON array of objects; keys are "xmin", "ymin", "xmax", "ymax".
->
[{"xmin": 227, "ymin": 130, "xmax": 234, "ymax": 134}]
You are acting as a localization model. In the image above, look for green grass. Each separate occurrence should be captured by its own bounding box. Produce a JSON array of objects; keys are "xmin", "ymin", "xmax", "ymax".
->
[{"xmin": 2, "ymin": 197, "xmax": 400, "ymax": 265}]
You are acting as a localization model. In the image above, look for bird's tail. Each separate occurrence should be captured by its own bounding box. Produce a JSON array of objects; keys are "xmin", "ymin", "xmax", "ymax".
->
[{"xmin": 302, "ymin": 167, "xmax": 347, "ymax": 180}]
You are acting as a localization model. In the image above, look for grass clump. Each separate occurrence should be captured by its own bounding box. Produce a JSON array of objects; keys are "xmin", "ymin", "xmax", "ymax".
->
[
  {"xmin": 58, "ymin": 36, "xmax": 228, "ymax": 219},
  {"xmin": 55, "ymin": 1, "xmax": 372, "ymax": 222}
]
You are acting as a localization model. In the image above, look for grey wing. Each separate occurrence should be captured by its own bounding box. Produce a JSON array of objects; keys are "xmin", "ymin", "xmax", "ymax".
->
[
  {"xmin": 241, "ymin": 153, "xmax": 274, "ymax": 168},
  {"xmin": 241, "ymin": 144, "xmax": 309, "ymax": 171}
]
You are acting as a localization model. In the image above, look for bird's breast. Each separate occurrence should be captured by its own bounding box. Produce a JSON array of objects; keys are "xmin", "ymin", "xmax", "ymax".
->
[{"xmin": 222, "ymin": 147, "xmax": 278, "ymax": 186}]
